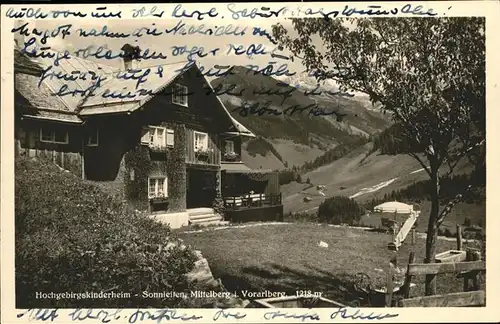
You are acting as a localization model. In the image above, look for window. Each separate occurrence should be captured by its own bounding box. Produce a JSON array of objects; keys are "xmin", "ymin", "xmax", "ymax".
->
[
  {"xmin": 148, "ymin": 177, "xmax": 168, "ymax": 198},
  {"xmin": 141, "ymin": 126, "xmax": 174, "ymax": 148},
  {"xmin": 172, "ymin": 83, "xmax": 188, "ymax": 107},
  {"xmin": 40, "ymin": 128, "xmax": 69, "ymax": 144},
  {"xmin": 225, "ymin": 140, "xmax": 235, "ymax": 154},
  {"xmin": 194, "ymin": 131, "xmax": 208, "ymax": 152},
  {"xmin": 166, "ymin": 129, "xmax": 174, "ymax": 147},
  {"xmin": 87, "ymin": 130, "xmax": 99, "ymax": 146}
]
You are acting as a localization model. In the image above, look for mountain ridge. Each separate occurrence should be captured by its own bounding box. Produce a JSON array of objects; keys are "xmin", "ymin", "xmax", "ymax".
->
[{"xmin": 211, "ymin": 65, "xmax": 391, "ymax": 169}]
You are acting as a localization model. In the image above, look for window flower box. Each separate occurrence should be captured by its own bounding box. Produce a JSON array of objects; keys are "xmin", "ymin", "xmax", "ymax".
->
[
  {"xmin": 150, "ymin": 196, "xmax": 169, "ymax": 206},
  {"xmin": 224, "ymin": 151, "xmax": 239, "ymax": 161},
  {"xmin": 149, "ymin": 145, "xmax": 169, "ymax": 152},
  {"xmin": 195, "ymin": 147, "xmax": 213, "ymax": 156},
  {"xmin": 195, "ymin": 147, "xmax": 213, "ymax": 154}
]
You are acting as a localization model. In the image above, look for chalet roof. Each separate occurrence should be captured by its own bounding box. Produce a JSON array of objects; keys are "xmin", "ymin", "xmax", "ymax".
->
[
  {"xmin": 14, "ymin": 48, "xmax": 43, "ymax": 75},
  {"xmin": 35, "ymin": 56, "xmax": 117, "ymax": 112},
  {"xmin": 14, "ymin": 49, "xmax": 256, "ymax": 137},
  {"xmin": 15, "ymin": 73, "xmax": 83, "ymax": 123},
  {"xmin": 79, "ymin": 61, "xmax": 188, "ymax": 112},
  {"xmin": 225, "ymin": 116, "xmax": 256, "ymax": 138}
]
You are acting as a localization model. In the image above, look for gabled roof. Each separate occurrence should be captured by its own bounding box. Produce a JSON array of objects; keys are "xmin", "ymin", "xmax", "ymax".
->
[
  {"xmin": 14, "ymin": 48, "xmax": 43, "ymax": 76},
  {"xmin": 35, "ymin": 56, "xmax": 117, "ymax": 112},
  {"xmin": 14, "ymin": 48, "xmax": 255, "ymax": 137},
  {"xmin": 79, "ymin": 61, "xmax": 188, "ymax": 114},
  {"xmin": 15, "ymin": 69, "xmax": 83, "ymax": 123}
]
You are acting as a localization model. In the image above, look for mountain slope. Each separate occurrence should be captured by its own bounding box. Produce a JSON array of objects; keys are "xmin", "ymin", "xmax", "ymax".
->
[
  {"xmin": 283, "ymin": 143, "xmax": 476, "ymax": 215},
  {"xmin": 211, "ymin": 66, "xmax": 391, "ymax": 168}
]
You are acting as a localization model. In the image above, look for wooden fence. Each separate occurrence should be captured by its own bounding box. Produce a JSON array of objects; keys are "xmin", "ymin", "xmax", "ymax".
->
[{"xmin": 386, "ymin": 225, "xmax": 486, "ymax": 307}]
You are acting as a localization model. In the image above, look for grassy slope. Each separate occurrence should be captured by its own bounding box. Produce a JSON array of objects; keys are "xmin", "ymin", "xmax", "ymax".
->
[
  {"xmin": 281, "ymin": 142, "xmax": 484, "ymax": 237},
  {"xmin": 282, "ymin": 143, "xmax": 423, "ymax": 213},
  {"xmin": 179, "ymin": 223, "xmax": 479, "ymax": 306},
  {"xmin": 269, "ymin": 139, "xmax": 327, "ymax": 169}
]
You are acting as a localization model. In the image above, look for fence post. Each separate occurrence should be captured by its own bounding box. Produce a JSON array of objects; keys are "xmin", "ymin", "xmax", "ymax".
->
[
  {"xmin": 411, "ymin": 229, "xmax": 416, "ymax": 245},
  {"xmin": 470, "ymin": 250, "xmax": 482, "ymax": 291},
  {"xmin": 401, "ymin": 252, "xmax": 415, "ymax": 299},
  {"xmin": 463, "ymin": 249, "xmax": 472, "ymax": 292},
  {"xmin": 456, "ymin": 224, "xmax": 463, "ymax": 251},
  {"xmin": 385, "ymin": 263, "xmax": 395, "ymax": 307}
]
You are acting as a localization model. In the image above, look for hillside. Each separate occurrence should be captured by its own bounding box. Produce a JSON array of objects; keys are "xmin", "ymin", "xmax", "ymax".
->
[
  {"xmin": 211, "ymin": 66, "xmax": 391, "ymax": 169},
  {"xmin": 282, "ymin": 143, "xmax": 476, "ymax": 214}
]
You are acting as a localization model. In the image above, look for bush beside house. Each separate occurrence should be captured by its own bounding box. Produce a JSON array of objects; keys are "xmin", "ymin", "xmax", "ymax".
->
[
  {"xmin": 318, "ymin": 196, "xmax": 365, "ymax": 225},
  {"xmin": 15, "ymin": 156, "xmax": 197, "ymax": 308}
]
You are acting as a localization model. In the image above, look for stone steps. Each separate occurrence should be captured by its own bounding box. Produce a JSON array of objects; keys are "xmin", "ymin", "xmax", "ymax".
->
[{"xmin": 187, "ymin": 208, "xmax": 224, "ymax": 227}]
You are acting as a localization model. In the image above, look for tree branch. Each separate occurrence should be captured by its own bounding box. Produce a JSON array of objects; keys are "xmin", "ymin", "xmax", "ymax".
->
[
  {"xmin": 441, "ymin": 139, "xmax": 485, "ymax": 179},
  {"xmin": 436, "ymin": 184, "xmax": 473, "ymax": 228},
  {"xmin": 408, "ymin": 152, "xmax": 431, "ymax": 177}
]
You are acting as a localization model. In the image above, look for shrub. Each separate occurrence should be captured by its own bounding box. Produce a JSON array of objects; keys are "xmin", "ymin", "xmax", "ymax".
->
[
  {"xmin": 437, "ymin": 227, "xmax": 455, "ymax": 238},
  {"xmin": 15, "ymin": 156, "xmax": 197, "ymax": 308},
  {"xmin": 279, "ymin": 169, "xmax": 296, "ymax": 185},
  {"xmin": 317, "ymin": 196, "xmax": 365, "ymax": 225},
  {"xmin": 296, "ymin": 174, "xmax": 303, "ymax": 183},
  {"xmin": 463, "ymin": 217, "xmax": 472, "ymax": 227}
]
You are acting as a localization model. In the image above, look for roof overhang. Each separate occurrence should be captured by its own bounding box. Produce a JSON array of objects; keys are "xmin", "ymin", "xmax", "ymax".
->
[
  {"xmin": 22, "ymin": 114, "xmax": 84, "ymax": 124},
  {"xmin": 222, "ymin": 162, "xmax": 273, "ymax": 174}
]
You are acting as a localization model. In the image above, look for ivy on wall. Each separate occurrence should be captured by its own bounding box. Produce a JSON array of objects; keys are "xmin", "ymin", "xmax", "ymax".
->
[
  {"xmin": 124, "ymin": 145, "xmax": 152, "ymax": 211},
  {"xmin": 162, "ymin": 122, "xmax": 187, "ymax": 212},
  {"xmin": 212, "ymin": 172, "xmax": 226, "ymax": 218}
]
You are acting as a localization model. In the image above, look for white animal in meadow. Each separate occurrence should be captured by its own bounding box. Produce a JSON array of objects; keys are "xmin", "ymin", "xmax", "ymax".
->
[{"xmin": 318, "ymin": 241, "xmax": 329, "ymax": 248}]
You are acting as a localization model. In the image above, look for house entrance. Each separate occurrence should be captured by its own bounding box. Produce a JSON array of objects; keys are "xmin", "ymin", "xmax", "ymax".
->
[{"xmin": 186, "ymin": 168, "xmax": 217, "ymax": 208}]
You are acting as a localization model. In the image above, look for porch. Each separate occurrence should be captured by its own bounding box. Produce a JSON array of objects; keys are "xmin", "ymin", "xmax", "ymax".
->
[{"xmin": 221, "ymin": 163, "xmax": 284, "ymax": 223}]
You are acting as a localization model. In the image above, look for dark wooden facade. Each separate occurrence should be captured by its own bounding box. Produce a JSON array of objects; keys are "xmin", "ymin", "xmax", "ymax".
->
[{"xmin": 16, "ymin": 118, "xmax": 84, "ymax": 177}]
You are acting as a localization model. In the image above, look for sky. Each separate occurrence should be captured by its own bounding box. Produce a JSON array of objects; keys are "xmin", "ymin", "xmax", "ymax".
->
[
  {"xmin": 23, "ymin": 19, "xmax": 306, "ymax": 75},
  {"xmin": 14, "ymin": 18, "xmax": 372, "ymax": 99}
]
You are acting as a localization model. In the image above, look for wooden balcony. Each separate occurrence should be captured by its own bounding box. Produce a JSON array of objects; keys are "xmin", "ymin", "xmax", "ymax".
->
[
  {"xmin": 223, "ymin": 193, "xmax": 284, "ymax": 223},
  {"xmin": 223, "ymin": 193, "xmax": 282, "ymax": 210}
]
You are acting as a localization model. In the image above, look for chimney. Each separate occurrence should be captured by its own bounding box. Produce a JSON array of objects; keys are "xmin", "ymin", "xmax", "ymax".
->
[{"xmin": 121, "ymin": 43, "xmax": 141, "ymax": 70}]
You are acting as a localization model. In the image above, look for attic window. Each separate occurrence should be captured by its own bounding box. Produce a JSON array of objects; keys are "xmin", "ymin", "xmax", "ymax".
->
[
  {"xmin": 172, "ymin": 83, "xmax": 188, "ymax": 107},
  {"xmin": 40, "ymin": 128, "xmax": 69, "ymax": 144},
  {"xmin": 87, "ymin": 130, "xmax": 99, "ymax": 146},
  {"xmin": 225, "ymin": 140, "xmax": 235, "ymax": 154}
]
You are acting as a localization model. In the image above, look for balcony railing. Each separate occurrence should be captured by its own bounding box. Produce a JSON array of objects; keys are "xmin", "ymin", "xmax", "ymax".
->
[{"xmin": 223, "ymin": 193, "xmax": 282, "ymax": 211}]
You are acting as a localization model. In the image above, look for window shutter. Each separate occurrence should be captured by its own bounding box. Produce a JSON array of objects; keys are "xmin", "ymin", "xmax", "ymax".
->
[
  {"xmin": 141, "ymin": 127, "xmax": 150, "ymax": 144},
  {"xmin": 166, "ymin": 129, "xmax": 174, "ymax": 147},
  {"xmin": 203, "ymin": 134, "xmax": 209, "ymax": 149},
  {"xmin": 163, "ymin": 177, "xmax": 168, "ymax": 197}
]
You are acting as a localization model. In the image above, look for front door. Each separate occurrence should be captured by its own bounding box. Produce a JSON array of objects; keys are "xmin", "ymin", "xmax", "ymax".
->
[{"xmin": 186, "ymin": 169, "xmax": 217, "ymax": 208}]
